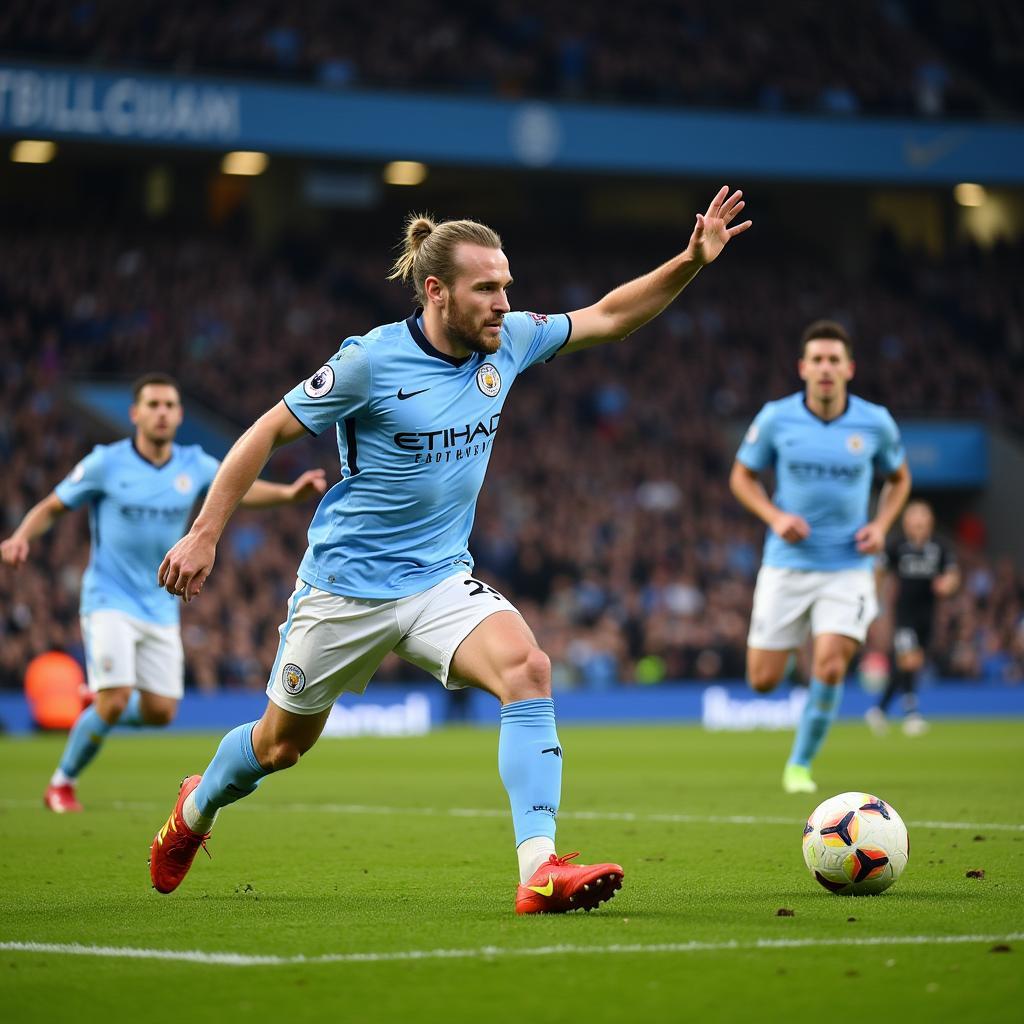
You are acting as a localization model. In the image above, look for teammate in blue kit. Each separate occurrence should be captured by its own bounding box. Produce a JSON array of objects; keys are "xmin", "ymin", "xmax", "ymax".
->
[
  {"xmin": 730, "ymin": 321, "xmax": 911, "ymax": 794},
  {"xmin": 150, "ymin": 186, "xmax": 752, "ymax": 913},
  {"xmin": 0, "ymin": 373, "xmax": 325, "ymax": 813}
]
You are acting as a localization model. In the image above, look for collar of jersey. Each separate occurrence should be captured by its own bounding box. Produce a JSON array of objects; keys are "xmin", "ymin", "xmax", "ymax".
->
[
  {"xmin": 802, "ymin": 394, "xmax": 850, "ymax": 426},
  {"xmin": 406, "ymin": 308, "xmax": 474, "ymax": 367},
  {"xmin": 131, "ymin": 438, "xmax": 175, "ymax": 469}
]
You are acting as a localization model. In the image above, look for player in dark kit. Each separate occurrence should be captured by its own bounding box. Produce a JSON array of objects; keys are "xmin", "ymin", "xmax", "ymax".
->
[{"xmin": 866, "ymin": 500, "xmax": 959, "ymax": 736}]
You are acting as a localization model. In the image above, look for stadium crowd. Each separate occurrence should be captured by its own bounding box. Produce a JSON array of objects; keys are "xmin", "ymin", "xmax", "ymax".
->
[
  {"xmin": 2, "ymin": 227, "xmax": 1023, "ymax": 693},
  {"xmin": 2, "ymin": 0, "xmax": 1016, "ymax": 118}
]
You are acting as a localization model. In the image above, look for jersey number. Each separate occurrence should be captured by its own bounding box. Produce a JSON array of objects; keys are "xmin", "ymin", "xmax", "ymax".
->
[{"xmin": 464, "ymin": 578, "xmax": 503, "ymax": 602}]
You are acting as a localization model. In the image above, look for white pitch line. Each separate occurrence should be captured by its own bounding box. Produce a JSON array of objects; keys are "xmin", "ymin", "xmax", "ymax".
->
[
  {"xmin": 2, "ymin": 797, "xmax": 1022, "ymax": 832},
  {"xmin": 1, "ymin": 933, "xmax": 1021, "ymax": 968}
]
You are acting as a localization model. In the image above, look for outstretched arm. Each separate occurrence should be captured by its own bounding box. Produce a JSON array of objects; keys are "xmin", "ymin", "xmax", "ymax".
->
[
  {"xmin": 562, "ymin": 186, "xmax": 751, "ymax": 353},
  {"xmin": 0, "ymin": 492, "xmax": 69, "ymax": 568},
  {"xmin": 158, "ymin": 401, "xmax": 309, "ymax": 601}
]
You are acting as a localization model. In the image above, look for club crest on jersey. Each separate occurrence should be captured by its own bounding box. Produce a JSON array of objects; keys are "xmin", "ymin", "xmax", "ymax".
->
[
  {"xmin": 527, "ymin": 312, "xmax": 549, "ymax": 324},
  {"xmin": 282, "ymin": 663, "xmax": 306, "ymax": 695},
  {"xmin": 476, "ymin": 363, "xmax": 501, "ymax": 397},
  {"xmin": 303, "ymin": 364, "xmax": 335, "ymax": 399},
  {"xmin": 174, "ymin": 473, "xmax": 192, "ymax": 494},
  {"xmin": 846, "ymin": 433, "xmax": 865, "ymax": 454}
]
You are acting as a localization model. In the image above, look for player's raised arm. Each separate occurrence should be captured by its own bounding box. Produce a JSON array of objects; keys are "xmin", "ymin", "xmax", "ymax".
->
[
  {"xmin": 0, "ymin": 492, "xmax": 69, "ymax": 568},
  {"xmin": 561, "ymin": 186, "xmax": 751, "ymax": 354},
  {"xmin": 158, "ymin": 401, "xmax": 309, "ymax": 601}
]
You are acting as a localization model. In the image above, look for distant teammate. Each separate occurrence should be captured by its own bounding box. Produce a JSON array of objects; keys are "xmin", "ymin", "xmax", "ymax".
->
[
  {"xmin": 866, "ymin": 500, "xmax": 959, "ymax": 736},
  {"xmin": 149, "ymin": 186, "xmax": 752, "ymax": 913},
  {"xmin": 730, "ymin": 321, "xmax": 911, "ymax": 793},
  {"xmin": 0, "ymin": 373, "xmax": 325, "ymax": 812}
]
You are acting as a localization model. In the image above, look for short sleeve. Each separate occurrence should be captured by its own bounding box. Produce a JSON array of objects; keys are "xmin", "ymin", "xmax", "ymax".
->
[
  {"xmin": 54, "ymin": 446, "xmax": 106, "ymax": 509},
  {"xmin": 735, "ymin": 405, "xmax": 777, "ymax": 471},
  {"xmin": 873, "ymin": 409, "xmax": 906, "ymax": 475},
  {"xmin": 502, "ymin": 311, "xmax": 572, "ymax": 372},
  {"xmin": 282, "ymin": 342, "xmax": 371, "ymax": 437}
]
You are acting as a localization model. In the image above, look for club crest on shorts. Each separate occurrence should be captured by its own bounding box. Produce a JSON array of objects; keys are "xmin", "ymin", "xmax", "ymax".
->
[
  {"xmin": 846, "ymin": 433, "xmax": 865, "ymax": 454},
  {"xmin": 174, "ymin": 473, "xmax": 192, "ymax": 494},
  {"xmin": 476, "ymin": 363, "xmax": 501, "ymax": 397},
  {"xmin": 303, "ymin": 364, "xmax": 335, "ymax": 399},
  {"xmin": 282, "ymin": 663, "xmax": 306, "ymax": 695}
]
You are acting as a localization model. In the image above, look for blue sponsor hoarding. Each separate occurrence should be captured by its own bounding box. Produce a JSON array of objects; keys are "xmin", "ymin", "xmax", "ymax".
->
[{"xmin": 3, "ymin": 63, "xmax": 1024, "ymax": 182}]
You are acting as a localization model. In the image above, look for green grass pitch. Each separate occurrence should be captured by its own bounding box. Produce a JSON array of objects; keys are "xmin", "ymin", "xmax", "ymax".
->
[{"xmin": 1, "ymin": 720, "xmax": 1022, "ymax": 1023}]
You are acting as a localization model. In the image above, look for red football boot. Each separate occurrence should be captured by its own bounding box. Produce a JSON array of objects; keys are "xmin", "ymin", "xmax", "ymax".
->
[
  {"xmin": 149, "ymin": 775, "xmax": 210, "ymax": 894},
  {"xmin": 44, "ymin": 782, "xmax": 83, "ymax": 813},
  {"xmin": 515, "ymin": 851, "xmax": 624, "ymax": 914}
]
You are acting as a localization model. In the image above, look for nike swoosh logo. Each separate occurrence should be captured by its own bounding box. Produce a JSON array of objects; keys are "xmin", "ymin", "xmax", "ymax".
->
[
  {"xmin": 526, "ymin": 876, "xmax": 554, "ymax": 897},
  {"xmin": 397, "ymin": 387, "xmax": 430, "ymax": 401},
  {"xmin": 903, "ymin": 131, "xmax": 967, "ymax": 169}
]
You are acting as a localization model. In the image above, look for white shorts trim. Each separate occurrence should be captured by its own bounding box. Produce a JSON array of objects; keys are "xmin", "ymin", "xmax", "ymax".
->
[
  {"xmin": 266, "ymin": 573, "xmax": 521, "ymax": 715},
  {"xmin": 747, "ymin": 566, "xmax": 878, "ymax": 650},
  {"xmin": 80, "ymin": 610, "xmax": 184, "ymax": 698}
]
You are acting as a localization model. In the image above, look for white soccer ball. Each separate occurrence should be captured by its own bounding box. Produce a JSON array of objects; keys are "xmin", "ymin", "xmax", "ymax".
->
[{"xmin": 802, "ymin": 791, "xmax": 909, "ymax": 895}]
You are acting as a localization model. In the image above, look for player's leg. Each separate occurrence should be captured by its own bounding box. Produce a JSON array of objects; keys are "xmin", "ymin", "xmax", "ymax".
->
[
  {"xmin": 869, "ymin": 628, "xmax": 918, "ymax": 734},
  {"xmin": 45, "ymin": 612, "xmax": 140, "ymax": 811},
  {"xmin": 149, "ymin": 581, "xmax": 396, "ymax": 893},
  {"xmin": 396, "ymin": 573, "xmax": 622, "ymax": 914},
  {"xmin": 746, "ymin": 648, "xmax": 794, "ymax": 693},
  {"xmin": 787, "ymin": 631, "xmax": 859, "ymax": 775},
  {"xmin": 746, "ymin": 567, "xmax": 812, "ymax": 693},
  {"xmin": 788, "ymin": 569, "xmax": 878, "ymax": 791},
  {"xmin": 896, "ymin": 635, "xmax": 929, "ymax": 735}
]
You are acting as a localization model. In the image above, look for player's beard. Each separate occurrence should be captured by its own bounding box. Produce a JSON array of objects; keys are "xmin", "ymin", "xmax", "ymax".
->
[{"xmin": 442, "ymin": 297, "xmax": 501, "ymax": 355}]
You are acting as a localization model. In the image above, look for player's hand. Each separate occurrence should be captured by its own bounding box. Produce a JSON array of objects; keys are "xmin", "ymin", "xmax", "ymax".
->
[
  {"xmin": 158, "ymin": 531, "xmax": 217, "ymax": 603},
  {"xmin": 687, "ymin": 186, "xmax": 752, "ymax": 267},
  {"xmin": 932, "ymin": 572, "xmax": 958, "ymax": 598},
  {"xmin": 288, "ymin": 468, "xmax": 327, "ymax": 503},
  {"xmin": 855, "ymin": 521, "xmax": 886, "ymax": 555},
  {"xmin": 770, "ymin": 512, "xmax": 811, "ymax": 544},
  {"xmin": 0, "ymin": 535, "xmax": 29, "ymax": 567}
]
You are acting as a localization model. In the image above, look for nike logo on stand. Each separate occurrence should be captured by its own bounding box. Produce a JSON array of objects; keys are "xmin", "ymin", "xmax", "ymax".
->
[{"xmin": 397, "ymin": 387, "xmax": 430, "ymax": 400}]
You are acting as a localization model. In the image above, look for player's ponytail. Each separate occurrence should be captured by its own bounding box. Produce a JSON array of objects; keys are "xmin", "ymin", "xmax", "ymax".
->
[
  {"xmin": 388, "ymin": 213, "xmax": 436, "ymax": 286},
  {"xmin": 387, "ymin": 213, "xmax": 503, "ymax": 306}
]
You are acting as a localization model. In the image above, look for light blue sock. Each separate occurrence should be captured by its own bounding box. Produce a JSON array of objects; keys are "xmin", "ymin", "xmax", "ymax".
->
[
  {"xmin": 192, "ymin": 722, "xmax": 269, "ymax": 817},
  {"xmin": 58, "ymin": 704, "xmax": 114, "ymax": 779},
  {"xmin": 789, "ymin": 678, "xmax": 844, "ymax": 768},
  {"xmin": 116, "ymin": 690, "xmax": 144, "ymax": 727},
  {"xmin": 498, "ymin": 698, "xmax": 562, "ymax": 846}
]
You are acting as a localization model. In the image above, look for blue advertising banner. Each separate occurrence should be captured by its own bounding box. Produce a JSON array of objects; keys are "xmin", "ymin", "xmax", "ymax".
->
[
  {"xmin": 3, "ymin": 62, "xmax": 1024, "ymax": 182},
  {"xmin": 900, "ymin": 421, "xmax": 989, "ymax": 488},
  {"xmin": 3, "ymin": 682, "xmax": 1022, "ymax": 736}
]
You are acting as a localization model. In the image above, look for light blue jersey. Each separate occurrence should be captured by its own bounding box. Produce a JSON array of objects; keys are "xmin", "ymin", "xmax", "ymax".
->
[
  {"xmin": 283, "ymin": 309, "xmax": 571, "ymax": 598},
  {"xmin": 54, "ymin": 439, "xmax": 220, "ymax": 625},
  {"xmin": 736, "ymin": 393, "xmax": 905, "ymax": 572}
]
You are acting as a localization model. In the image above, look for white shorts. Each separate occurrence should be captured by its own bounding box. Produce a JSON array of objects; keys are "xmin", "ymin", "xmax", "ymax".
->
[
  {"xmin": 266, "ymin": 572, "xmax": 521, "ymax": 714},
  {"xmin": 80, "ymin": 610, "xmax": 185, "ymax": 698},
  {"xmin": 747, "ymin": 566, "xmax": 878, "ymax": 650}
]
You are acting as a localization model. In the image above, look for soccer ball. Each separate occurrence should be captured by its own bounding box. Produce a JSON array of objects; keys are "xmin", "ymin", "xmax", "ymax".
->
[{"xmin": 802, "ymin": 792, "xmax": 909, "ymax": 895}]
